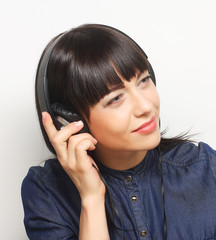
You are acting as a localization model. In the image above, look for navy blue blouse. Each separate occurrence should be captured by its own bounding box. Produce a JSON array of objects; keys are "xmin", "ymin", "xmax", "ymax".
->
[{"xmin": 22, "ymin": 142, "xmax": 216, "ymax": 239}]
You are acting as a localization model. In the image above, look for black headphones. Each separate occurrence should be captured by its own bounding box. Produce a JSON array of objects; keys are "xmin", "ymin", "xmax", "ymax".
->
[
  {"xmin": 36, "ymin": 33, "xmax": 89, "ymax": 133},
  {"xmin": 36, "ymin": 31, "xmax": 156, "ymax": 132}
]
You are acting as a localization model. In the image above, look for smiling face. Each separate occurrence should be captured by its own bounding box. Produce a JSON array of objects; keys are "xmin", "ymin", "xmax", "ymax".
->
[
  {"xmin": 40, "ymin": 24, "xmax": 160, "ymax": 158},
  {"xmin": 86, "ymin": 70, "xmax": 161, "ymax": 168}
]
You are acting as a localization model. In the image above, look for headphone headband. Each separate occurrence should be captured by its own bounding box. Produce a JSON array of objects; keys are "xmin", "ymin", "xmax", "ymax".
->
[
  {"xmin": 37, "ymin": 33, "xmax": 65, "ymax": 121},
  {"xmin": 36, "ymin": 29, "xmax": 156, "ymax": 131}
]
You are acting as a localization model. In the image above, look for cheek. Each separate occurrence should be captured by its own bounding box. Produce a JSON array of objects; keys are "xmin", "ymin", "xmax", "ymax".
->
[
  {"xmin": 88, "ymin": 110, "xmax": 130, "ymax": 140},
  {"xmin": 150, "ymin": 88, "xmax": 160, "ymax": 111}
]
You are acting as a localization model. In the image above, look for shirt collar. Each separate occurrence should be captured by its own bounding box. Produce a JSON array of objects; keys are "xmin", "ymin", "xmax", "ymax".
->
[{"xmin": 95, "ymin": 148, "xmax": 159, "ymax": 185}]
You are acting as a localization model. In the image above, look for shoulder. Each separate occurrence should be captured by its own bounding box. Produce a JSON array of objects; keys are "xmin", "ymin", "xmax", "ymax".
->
[
  {"xmin": 21, "ymin": 158, "xmax": 70, "ymax": 205},
  {"xmin": 21, "ymin": 158, "xmax": 78, "ymax": 207},
  {"xmin": 162, "ymin": 141, "xmax": 216, "ymax": 167},
  {"xmin": 24, "ymin": 158, "xmax": 68, "ymax": 183},
  {"xmin": 21, "ymin": 159, "xmax": 80, "ymax": 238}
]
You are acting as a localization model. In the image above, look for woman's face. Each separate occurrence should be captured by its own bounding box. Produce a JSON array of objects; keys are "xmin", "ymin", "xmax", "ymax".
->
[{"xmin": 86, "ymin": 70, "xmax": 161, "ymax": 155}]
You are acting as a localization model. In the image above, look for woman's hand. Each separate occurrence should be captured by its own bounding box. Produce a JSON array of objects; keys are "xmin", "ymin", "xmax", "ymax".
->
[
  {"xmin": 42, "ymin": 112, "xmax": 106, "ymax": 203},
  {"xmin": 42, "ymin": 112, "xmax": 110, "ymax": 239}
]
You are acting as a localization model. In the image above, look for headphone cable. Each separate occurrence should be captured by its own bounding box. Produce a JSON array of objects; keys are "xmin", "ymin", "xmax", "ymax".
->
[{"xmin": 158, "ymin": 146, "xmax": 167, "ymax": 239}]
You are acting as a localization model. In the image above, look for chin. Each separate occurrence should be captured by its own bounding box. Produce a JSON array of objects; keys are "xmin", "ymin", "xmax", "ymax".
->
[{"xmin": 139, "ymin": 130, "xmax": 161, "ymax": 151}]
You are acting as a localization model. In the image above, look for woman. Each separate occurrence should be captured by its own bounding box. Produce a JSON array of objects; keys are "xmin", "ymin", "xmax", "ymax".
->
[{"xmin": 22, "ymin": 24, "xmax": 216, "ymax": 240}]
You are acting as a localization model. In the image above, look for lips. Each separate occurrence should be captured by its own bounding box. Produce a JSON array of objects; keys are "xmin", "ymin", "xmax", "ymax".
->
[{"xmin": 132, "ymin": 116, "xmax": 157, "ymax": 134}]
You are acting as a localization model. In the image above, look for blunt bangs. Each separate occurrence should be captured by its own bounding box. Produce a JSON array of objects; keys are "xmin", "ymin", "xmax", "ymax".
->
[{"xmin": 47, "ymin": 24, "xmax": 149, "ymax": 119}]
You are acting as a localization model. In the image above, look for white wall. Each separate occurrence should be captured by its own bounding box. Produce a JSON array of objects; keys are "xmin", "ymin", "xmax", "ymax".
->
[{"xmin": 0, "ymin": 0, "xmax": 215, "ymax": 239}]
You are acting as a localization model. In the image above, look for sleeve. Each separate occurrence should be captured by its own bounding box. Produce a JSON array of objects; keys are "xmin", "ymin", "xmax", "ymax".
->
[
  {"xmin": 21, "ymin": 168, "xmax": 78, "ymax": 240},
  {"xmin": 203, "ymin": 142, "xmax": 216, "ymax": 180}
]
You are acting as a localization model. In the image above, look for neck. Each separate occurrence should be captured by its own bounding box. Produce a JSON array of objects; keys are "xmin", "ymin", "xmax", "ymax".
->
[{"xmin": 93, "ymin": 146, "xmax": 148, "ymax": 170}]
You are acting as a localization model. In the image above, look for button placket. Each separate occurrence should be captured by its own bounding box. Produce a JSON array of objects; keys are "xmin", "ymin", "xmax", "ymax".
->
[
  {"xmin": 140, "ymin": 230, "xmax": 147, "ymax": 237},
  {"xmin": 130, "ymin": 192, "xmax": 149, "ymax": 239},
  {"xmin": 125, "ymin": 175, "xmax": 133, "ymax": 182},
  {"xmin": 124, "ymin": 174, "xmax": 149, "ymax": 239},
  {"xmin": 124, "ymin": 177, "xmax": 150, "ymax": 239},
  {"xmin": 131, "ymin": 195, "xmax": 138, "ymax": 202}
]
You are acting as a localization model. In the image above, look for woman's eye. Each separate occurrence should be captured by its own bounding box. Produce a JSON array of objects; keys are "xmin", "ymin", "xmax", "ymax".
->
[
  {"xmin": 139, "ymin": 75, "xmax": 151, "ymax": 86},
  {"xmin": 107, "ymin": 95, "xmax": 122, "ymax": 105}
]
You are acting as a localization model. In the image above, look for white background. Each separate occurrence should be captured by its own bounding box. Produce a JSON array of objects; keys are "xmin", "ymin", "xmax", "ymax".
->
[{"xmin": 0, "ymin": 0, "xmax": 216, "ymax": 239}]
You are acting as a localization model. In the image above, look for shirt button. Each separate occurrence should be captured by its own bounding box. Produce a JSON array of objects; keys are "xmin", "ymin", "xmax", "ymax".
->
[
  {"xmin": 131, "ymin": 196, "xmax": 138, "ymax": 202},
  {"xmin": 125, "ymin": 175, "xmax": 132, "ymax": 182},
  {"xmin": 140, "ymin": 230, "xmax": 147, "ymax": 237}
]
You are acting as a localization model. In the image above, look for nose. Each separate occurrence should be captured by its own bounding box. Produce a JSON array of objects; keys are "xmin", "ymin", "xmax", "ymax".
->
[{"xmin": 132, "ymin": 91, "xmax": 152, "ymax": 117}]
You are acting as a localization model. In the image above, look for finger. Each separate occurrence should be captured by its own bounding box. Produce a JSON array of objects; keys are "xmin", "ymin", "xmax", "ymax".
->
[
  {"xmin": 42, "ymin": 112, "xmax": 58, "ymax": 139},
  {"xmin": 67, "ymin": 132, "xmax": 97, "ymax": 147},
  {"xmin": 53, "ymin": 122, "xmax": 87, "ymax": 157},
  {"xmin": 42, "ymin": 112, "xmax": 82, "ymax": 161},
  {"xmin": 58, "ymin": 120, "xmax": 84, "ymax": 142},
  {"xmin": 42, "ymin": 112, "xmax": 67, "ymax": 160},
  {"xmin": 71, "ymin": 138, "xmax": 97, "ymax": 170},
  {"xmin": 42, "ymin": 112, "xmax": 85, "ymax": 143},
  {"xmin": 61, "ymin": 133, "xmax": 97, "ymax": 167}
]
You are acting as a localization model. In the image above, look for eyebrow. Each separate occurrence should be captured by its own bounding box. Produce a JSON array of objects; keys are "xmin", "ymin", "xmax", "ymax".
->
[
  {"xmin": 108, "ymin": 71, "xmax": 149, "ymax": 92},
  {"xmin": 108, "ymin": 84, "xmax": 125, "ymax": 92}
]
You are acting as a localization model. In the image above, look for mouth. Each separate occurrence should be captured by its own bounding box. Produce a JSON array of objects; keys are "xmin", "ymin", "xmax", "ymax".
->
[{"xmin": 132, "ymin": 116, "xmax": 157, "ymax": 134}]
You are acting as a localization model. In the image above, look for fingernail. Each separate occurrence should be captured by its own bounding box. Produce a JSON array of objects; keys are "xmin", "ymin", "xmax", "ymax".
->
[
  {"xmin": 93, "ymin": 137, "xmax": 97, "ymax": 144},
  {"xmin": 74, "ymin": 120, "xmax": 83, "ymax": 127}
]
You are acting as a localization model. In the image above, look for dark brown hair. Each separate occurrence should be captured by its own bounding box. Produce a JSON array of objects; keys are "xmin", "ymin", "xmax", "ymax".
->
[
  {"xmin": 35, "ymin": 24, "xmax": 151, "ymax": 154},
  {"xmin": 47, "ymin": 24, "xmax": 150, "ymax": 117},
  {"xmin": 35, "ymin": 24, "xmax": 190, "ymax": 154}
]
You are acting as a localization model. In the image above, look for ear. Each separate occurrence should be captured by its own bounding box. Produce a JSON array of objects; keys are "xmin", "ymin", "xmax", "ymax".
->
[{"xmin": 51, "ymin": 103, "xmax": 89, "ymax": 133}]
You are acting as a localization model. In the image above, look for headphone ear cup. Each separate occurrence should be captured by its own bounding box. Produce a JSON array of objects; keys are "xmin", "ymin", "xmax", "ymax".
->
[{"xmin": 51, "ymin": 103, "xmax": 89, "ymax": 133}]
